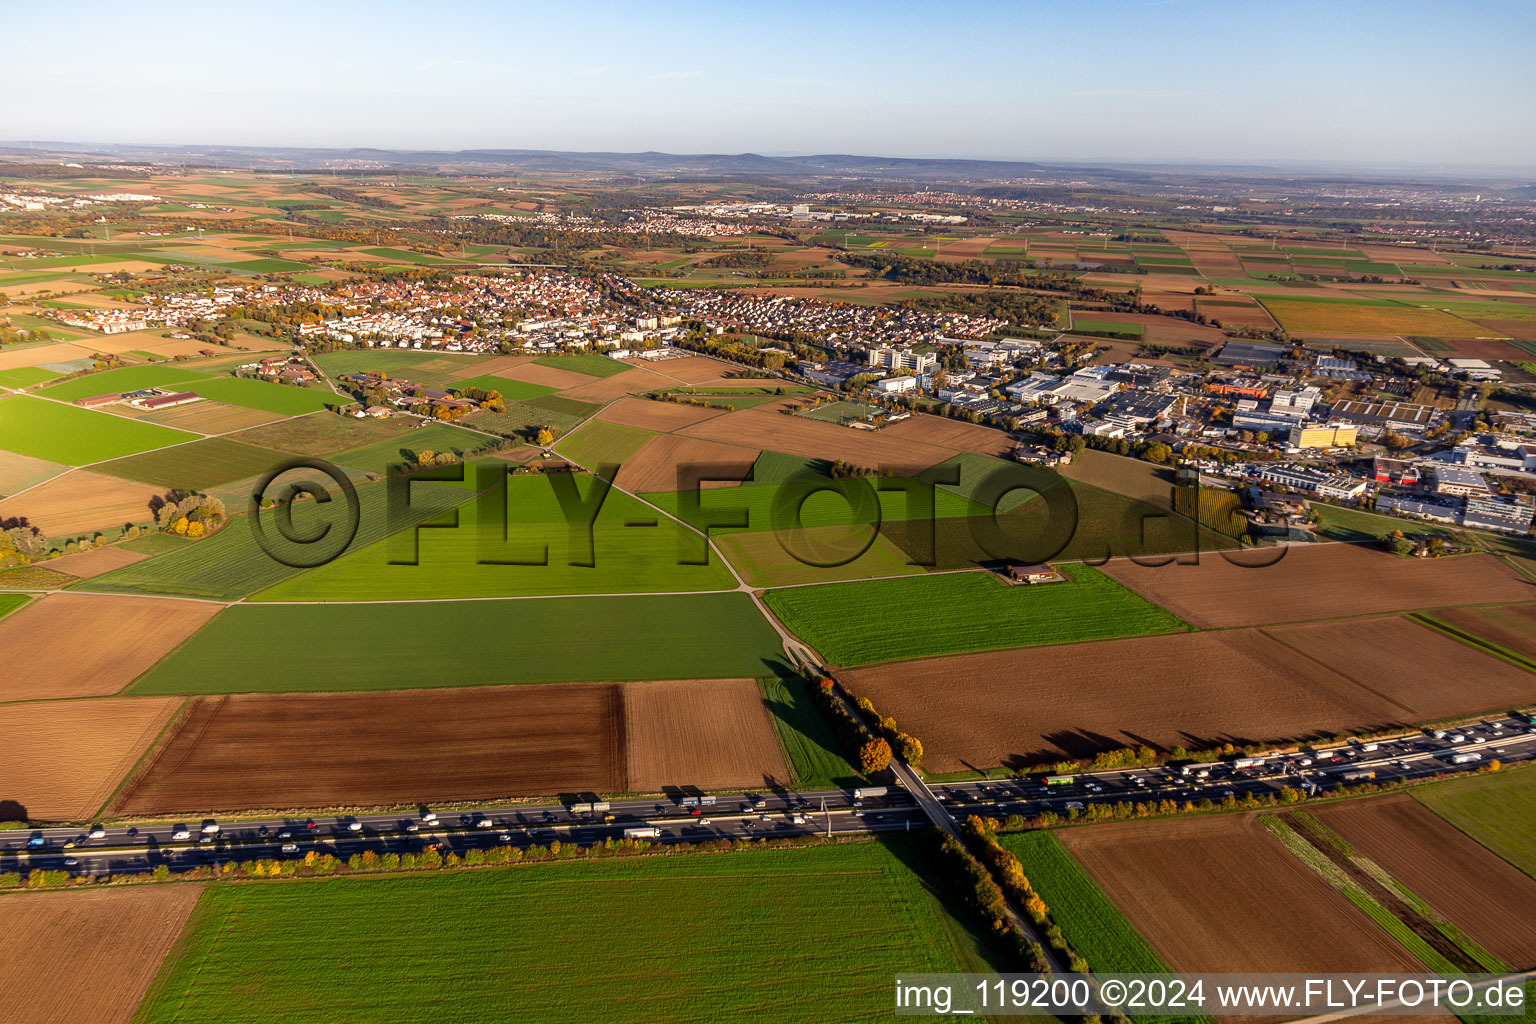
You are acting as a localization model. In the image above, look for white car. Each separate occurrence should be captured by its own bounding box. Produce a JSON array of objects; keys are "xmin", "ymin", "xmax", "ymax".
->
[
  {"xmin": 171, "ymin": 828, "xmax": 191, "ymax": 841},
  {"xmin": 280, "ymin": 843, "xmax": 299, "ymax": 853},
  {"xmin": 201, "ymin": 823, "xmax": 220, "ymax": 835},
  {"xmin": 346, "ymin": 821, "xmax": 364, "ymax": 832},
  {"xmin": 88, "ymin": 826, "xmax": 106, "ymax": 840}
]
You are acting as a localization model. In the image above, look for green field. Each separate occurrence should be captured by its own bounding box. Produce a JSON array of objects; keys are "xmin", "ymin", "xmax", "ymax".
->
[
  {"xmin": 1070, "ymin": 319, "xmax": 1144, "ymax": 339},
  {"xmin": 250, "ymin": 474, "xmax": 737, "ymax": 600},
  {"xmin": 232, "ymin": 411, "xmax": 423, "ymax": 457},
  {"xmin": 136, "ymin": 839, "xmax": 1005, "ymax": 1023},
  {"xmin": 0, "ymin": 593, "xmax": 30, "ymax": 620},
  {"xmin": 130, "ymin": 592, "xmax": 786, "ymax": 693},
  {"xmin": 451, "ymin": 373, "xmax": 559, "ymax": 402},
  {"xmin": 532, "ymin": 352, "xmax": 631, "ymax": 378},
  {"xmin": 330, "ymin": 422, "xmax": 489, "ymax": 475},
  {"xmin": 0, "ymin": 395, "xmax": 199, "ymax": 465},
  {"xmin": 0, "ymin": 366, "xmax": 64, "ymax": 389},
  {"xmin": 555, "ymin": 419, "xmax": 656, "ymax": 468},
  {"xmin": 185, "ymin": 377, "xmax": 337, "ymax": 415},
  {"xmin": 311, "ymin": 349, "xmax": 485, "ymax": 389},
  {"xmin": 759, "ymin": 673, "xmax": 862, "ymax": 788},
  {"xmin": 34, "ymin": 365, "xmax": 210, "ymax": 401},
  {"xmin": 1414, "ymin": 769, "xmax": 1536, "ymax": 879},
  {"xmin": 763, "ymin": 563, "xmax": 1188, "ymax": 666},
  {"xmin": 87, "ymin": 478, "xmax": 474, "ymax": 600},
  {"xmin": 94, "ymin": 437, "xmax": 289, "ymax": 490}
]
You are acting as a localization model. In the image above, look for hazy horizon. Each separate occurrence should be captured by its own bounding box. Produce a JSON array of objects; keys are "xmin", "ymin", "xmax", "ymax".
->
[{"xmin": 5, "ymin": 0, "xmax": 1533, "ymax": 170}]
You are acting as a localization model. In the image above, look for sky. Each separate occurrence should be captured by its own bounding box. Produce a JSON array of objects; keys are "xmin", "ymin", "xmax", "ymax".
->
[{"xmin": 5, "ymin": 0, "xmax": 1534, "ymax": 169}]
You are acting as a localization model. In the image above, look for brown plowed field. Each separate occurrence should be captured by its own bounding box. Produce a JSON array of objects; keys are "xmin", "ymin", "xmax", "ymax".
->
[
  {"xmin": 557, "ymin": 365, "xmax": 679, "ymax": 403},
  {"xmin": 679, "ymin": 406, "xmax": 959, "ymax": 471},
  {"xmin": 840, "ymin": 630, "xmax": 1416, "ymax": 772},
  {"xmin": 1427, "ymin": 602, "xmax": 1536, "ymax": 662},
  {"xmin": 0, "ymin": 697, "xmax": 181, "ymax": 820},
  {"xmin": 448, "ymin": 354, "xmax": 535, "ymax": 379},
  {"xmin": 1262, "ymin": 615, "xmax": 1536, "ymax": 719},
  {"xmin": 1099, "ymin": 545, "xmax": 1534, "ymax": 629},
  {"xmin": 141, "ymin": 400, "xmax": 283, "ymax": 433},
  {"xmin": 1057, "ymin": 447, "xmax": 1174, "ymax": 505},
  {"xmin": 0, "ymin": 469, "xmax": 162, "ymax": 536},
  {"xmin": 595, "ymin": 395, "xmax": 731, "ymax": 432},
  {"xmin": 0, "ymin": 885, "xmax": 203, "ymax": 1024},
  {"xmin": 1062, "ymin": 815, "xmax": 1426, "ymax": 1010},
  {"xmin": 1436, "ymin": 338, "xmax": 1533, "ymax": 360},
  {"xmin": 623, "ymin": 678, "xmax": 789, "ymax": 791},
  {"xmin": 1316, "ymin": 795, "xmax": 1536, "ymax": 968},
  {"xmin": 879, "ymin": 414, "xmax": 1015, "ymax": 457},
  {"xmin": 630, "ymin": 355, "xmax": 736, "ymax": 385},
  {"xmin": 0, "ymin": 594, "xmax": 223, "ymax": 701},
  {"xmin": 616, "ymin": 433, "xmax": 761, "ymax": 495},
  {"xmin": 43, "ymin": 544, "xmax": 148, "ymax": 579},
  {"xmin": 0, "ymin": 342, "xmax": 97, "ymax": 371},
  {"xmin": 109, "ymin": 684, "xmax": 625, "ymax": 815}
]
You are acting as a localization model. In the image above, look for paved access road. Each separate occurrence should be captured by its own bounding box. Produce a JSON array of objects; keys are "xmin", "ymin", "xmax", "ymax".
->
[{"xmin": 5, "ymin": 715, "xmax": 1531, "ymax": 878}]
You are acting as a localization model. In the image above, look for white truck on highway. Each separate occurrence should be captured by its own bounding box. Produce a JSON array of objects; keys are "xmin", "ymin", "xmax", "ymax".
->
[
  {"xmin": 853, "ymin": 786, "xmax": 888, "ymax": 800},
  {"xmin": 1449, "ymin": 751, "xmax": 1483, "ymax": 765},
  {"xmin": 623, "ymin": 826, "xmax": 662, "ymax": 839}
]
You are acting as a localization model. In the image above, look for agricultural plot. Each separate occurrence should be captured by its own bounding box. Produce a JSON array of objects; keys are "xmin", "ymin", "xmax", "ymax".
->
[
  {"xmin": 211, "ymin": 410, "xmax": 419, "ymax": 456},
  {"xmin": 554, "ymin": 419, "xmax": 656, "ymax": 469},
  {"xmin": 838, "ymin": 627, "xmax": 1449, "ymax": 771},
  {"xmin": 183, "ymin": 377, "xmax": 336, "ymax": 415},
  {"xmin": 1316, "ymin": 795, "xmax": 1536, "ymax": 968},
  {"xmin": 0, "ymin": 395, "xmax": 198, "ymax": 465},
  {"xmin": 42, "ymin": 544, "xmax": 148, "ymax": 579},
  {"xmin": 597, "ymin": 396, "xmax": 732, "ymax": 432},
  {"xmin": 1061, "ymin": 815, "xmax": 1425, "ymax": 977},
  {"xmin": 0, "ymin": 593, "xmax": 221, "ymax": 701},
  {"xmin": 130, "ymin": 593, "xmax": 786, "ymax": 694},
  {"xmin": 1417, "ymin": 603, "xmax": 1536, "ymax": 665},
  {"xmin": 110, "ymin": 684, "xmax": 625, "ymax": 815},
  {"xmin": 0, "ymin": 468, "xmax": 163, "ymax": 536},
  {"xmin": 137, "ymin": 839, "xmax": 1005, "ymax": 1024},
  {"xmin": 0, "ymin": 365, "xmax": 64, "ymax": 389},
  {"xmin": 532, "ymin": 352, "xmax": 631, "ymax": 378},
  {"xmin": 1056, "ymin": 447, "xmax": 1173, "ymax": 506},
  {"xmin": 328, "ymin": 422, "xmax": 488, "ymax": 475},
  {"xmin": 0, "ymin": 449, "xmax": 67, "ymax": 496},
  {"xmin": 86, "ymin": 478, "xmax": 473, "ymax": 601},
  {"xmin": 310, "ymin": 349, "xmax": 482, "ymax": 389},
  {"xmin": 757, "ymin": 674, "xmax": 861, "ymax": 788},
  {"xmin": 765, "ymin": 564, "xmax": 1187, "ymax": 667},
  {"xmin": 251, "ymin": 474, "xmax": 738, "ymax": 601},
  {"xmin": 1414, "ymin": 770, "xmax": 1536, "ymax": 880},
  {"xmin": 450, "ymin": 372, "xmax": 559, "ymax": 402},
  {"xmin": 1099, "ymin": 544, "xmax": 1534, "ymax": 629},
  {"xmin": 138, "ymin": 399, "xmax": 283, "ymax": 433},
  {"xmin": 712, "ymin": 524, "xmax": 924, "ymax": 588},
  {"xmin": 0, "ymin": 696, "xmax": 181, "ymax": 820},
  {"xmin": 93, "ymin": 436, "xmax": 287, "ymax": 491},
  {"xmin": 33, "ymin": 365, "xmax": 209, "ymax": 402},
  {"xmin": 1256, "ymin": 295, "xmax": 1487, "ymax": 336},
  {"xmin": 555, "ymin": 364, "xmax": 682, "ymax": 403},
  {"xmin": 677, "ymin": 405, "xmax": 963, "ymax": 471},
  {"xmin": 0, "ymin": 886, "xmax": 204, "ymax": 1024},
  {"xmin": 622, "ymin": 678, "xmax": 790, "ymax": 792}
]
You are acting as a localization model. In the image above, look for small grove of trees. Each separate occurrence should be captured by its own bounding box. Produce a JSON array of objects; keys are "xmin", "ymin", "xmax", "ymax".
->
[
  {"xmin": 535, "ymin": 427, "xmax": 556, "ymax": 447},
  {"xmin": 151, "ymin": 493, "xmax": 226, "ymax": 538},
  {"xmin": 0, "ymin": 518, "xmax": 46, "ymax": 567},
  {"xmin": 929, "ymin": 830, "xmax": 1051, "ymax": 972},
  {"xmin": 852, "ymin": 693, "xmax": 925, "ymax": 769}
]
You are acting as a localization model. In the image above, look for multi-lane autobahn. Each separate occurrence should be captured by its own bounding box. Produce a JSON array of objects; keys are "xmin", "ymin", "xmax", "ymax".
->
[{"xmin": 6, "ymin": 715, "xmax": 1532, "ymax": 878}]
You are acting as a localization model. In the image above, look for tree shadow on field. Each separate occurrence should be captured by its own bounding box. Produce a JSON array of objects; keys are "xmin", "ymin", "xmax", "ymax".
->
[{"xmin": 0, "ymin": 800, "xmax": 26, "ymax": 823}]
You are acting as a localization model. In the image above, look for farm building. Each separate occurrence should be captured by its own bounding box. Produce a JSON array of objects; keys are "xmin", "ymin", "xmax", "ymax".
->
[
  {"xmin": 75, "ymin": 393, "xmax": 121, "ymax": 408},
  {"xmin": 132, "ymin": 391, "xmax": 201, "ymax": 410}
]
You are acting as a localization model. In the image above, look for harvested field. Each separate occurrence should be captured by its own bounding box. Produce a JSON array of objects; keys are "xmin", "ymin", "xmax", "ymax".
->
[
  {"xmin": 497, "ymin": 362, "xmax": 597, "ymax": 391},
  {"xmin": 230, "ymin": 410, "xmax": 419, "ymax": 457},
  {"xmin": 0, "ymin": 468, "xmax": 161, "ymax": 536},
  {"xmin": 679, "ymin": 406, "xmax": 959, "ymax": 471},
  {"xmin": 595, "ymin": 395, "xmax": 730, "ymax": 432},
  {"xmin": 1424, "ymin": 603, "xmax": 1536, "ymax": 662},
  {"xmin": 627, "ymin": 355, "xmax": 734, "ymax": 384},
  {"xmin": 1073, "ymin": 310, "xmax": 1225, "ymax": 346},
  {"xmin": 1061, "ymin": 815, "xmax": 1425, "ymax": 980},
  {"xmin": 446, "ymin": 354, "xmax": 535, "ymax": 379},
  {"xmin": 878, "ymin": 414, "xmax": 1015, "ymax": 457},
  {"xmin": 140, "ymin": 399, "xmax": 283, "ymax": 433},
  {"xmin": 0, "ymin": 886, "xmax": 203, "ymax": 1024},
  {"xmin": 1100, "ymin": 545, "xmax": 1533, "ymax": 629},
  {"xmin": 841, "ymin": 629, "xmax": 1427, "ymax": 772},
  {"xmin": 1258, "ymin": 297, "xmax": 1484, "ymax": 336},
  {"xmin": 0, "ymin": 696, "xmax": 181, "ymax": 820},
  {"xmin": 1197, "ymin": 295, "xmax": 1276, "ymax": 329},
  {"xmin": 1263, "ymin": 615, "xmax": 1536, "ymax": 718},
  {"xmin": 1316, "ymin": 794, "xmax": 1536, "ymax": 968},
  {"xmin": 615, "ymin": 433, "xmax": 761, "ymax": 494},
  {"xmin": 0, "ymin": 449, "xmax": 67, "ymax": 496},
  {"xmin": 622, "ymin": 678, "xmax": 790, "ymax": 791},
  {"xmin": 1057, "ymin": 447, "xmax": 1174, "ymax": 505},
  {"xmin": 0, "ymin": 593, "xmax": 223, "ymax": 701},
  {"xmin": 555, "ymin": 365, "xmax": 680, "ymax": 403},
  {"xmin": 43, "ymin": 544, "xmax": 147, "ymax": 578},
  {"xmin": 0, "ymin": 342, "xmax": 98, "ymax": 371},
  {"xmin": 110, "ymin": 684, "xmax": 625, "ymax": 815},
  {"xmin": 1436, "ymin": 337, "xmax": 1534, "ymax": 360}
]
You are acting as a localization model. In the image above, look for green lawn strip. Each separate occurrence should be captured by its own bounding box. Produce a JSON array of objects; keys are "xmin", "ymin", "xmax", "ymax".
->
[
  {"xmin": 250, "ymin": 473, "xmax": 737, "ymax": 601},
  {"xmin": 532, "ymin": 352, "xmax": 631, "ymax": 378},
  {"xmin": 763, "ymin": 563, "xmax": 1190, "ymax": 667},
  {"xmin": 1413, "ymin": 770, "xmax": 1536, "ymax": 880},
  {"xmin": 1260, "ymin": 814, "xmax": 1468, "ymax": 974},
  {"xmin": 1407, "ymin": 613, "xmax": 1536, "ymax": 674},
  {"xmin": 757, "ymin": 673, "xmax": 862, "ymax": 789},
  {"xmin": 133, "ymin": 839, "xmax": 1008, "ymax": 1024},
  {"xmin": 999, "ymin": 831, "xmax": 1208, "ymax": 1024},
  {"xmin": 86, "ymin": 477, "xmax": 474, "ymax": 601},
  {"xmin": 130, "ymin": 592, "xmax": 787, "ymax": 695},
  {"xmin": 0, "ymin": 395, "xmax": 199, "ymax": 465}
]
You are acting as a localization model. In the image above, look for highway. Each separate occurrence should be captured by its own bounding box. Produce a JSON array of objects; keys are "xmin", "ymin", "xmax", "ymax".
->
[{"xmin": 5, "ymin": 714, "xmax": 1532, "ymax": 879}]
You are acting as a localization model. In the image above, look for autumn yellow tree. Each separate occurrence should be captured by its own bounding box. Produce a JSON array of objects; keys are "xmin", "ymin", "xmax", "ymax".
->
[
  {"xmin": 859, "ymin": 737, "xmax": 892, "ymax": 775},
  {"xmin": 535, "ymin": 427, "xmax": 555, "ymax": 446}
]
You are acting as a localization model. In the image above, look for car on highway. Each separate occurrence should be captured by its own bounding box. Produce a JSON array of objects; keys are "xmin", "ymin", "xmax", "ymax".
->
[
  {"xmin": 304, "ymin": 819, "xmax": 318, "ymax": 831},
  {"xmin": 497, "ymin": 833, "xmax": 512, "ymax": 842},
  {"xmin": 201, "ymin": 821, "xmax": 220, "ymax": 835},
  {"xmin": 88, "ymin": 826, "xmax": 106, "ymax": 840},
  {"xmin": 404, "ymin": 822, "xmax": 419, "ymax": 833},
  {"xmin": 474, "ymin": 816, "xmax": 494, "ymax": 828},
  {"xmin": 346, "ymin": 821, "xmax": 364, "ymax": 832},
  {"xmin": 63, "ymin": 858, "xmax": 78, "ymax": 867},
  {"xmin": 280, "ymin": 843, "xmax": 299, "ymax": 853},
  {"xmin": 171, "ymin": 827, "xmax": 191, "ymax": 840},
  {"xmin": 277, "ymin": 830, "xmax": 292, "ymax": 840},
  {"xmin": 699, "ymin": 818, "xmax": 711, "ymax": 826},
  {"xmin": 26, "ymin": 834, "xmax": 45, "ymax": 848}
]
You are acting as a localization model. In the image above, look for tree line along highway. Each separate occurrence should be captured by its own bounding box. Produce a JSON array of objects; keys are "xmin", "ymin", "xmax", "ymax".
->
[{"xmin": 5, "ymin": 715, "xmax": 1532, "ymax": 877}]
